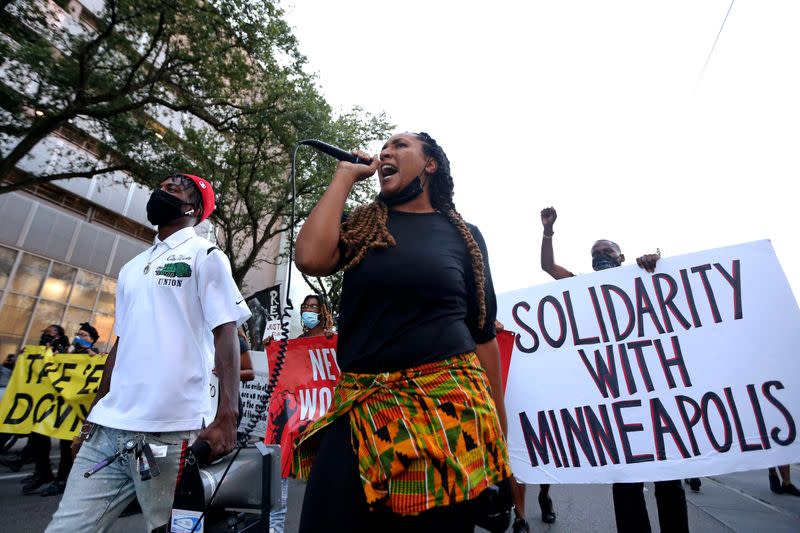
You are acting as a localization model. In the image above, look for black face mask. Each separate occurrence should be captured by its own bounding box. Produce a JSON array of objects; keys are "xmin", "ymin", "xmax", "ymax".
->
[
  {"xmin": 592, "ymin": 252, "xmax": 620, "ymax": 271},
  {"xmin": 146, "ymin": 189, "xmax": 194, "ymax": 226},
  {"xmin": 39, "ymin": 334, "xmax": 54, "ymax": 346},
  {"xmin": 377, "ymin": 176, "xmax": 424, "ymax": 207}
]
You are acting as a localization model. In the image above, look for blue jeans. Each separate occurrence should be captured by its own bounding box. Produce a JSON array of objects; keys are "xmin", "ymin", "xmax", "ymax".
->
[
  {"xmin": 45, "ymin": 425, "xmax": 197, "ymax": 533},
  {"xmin": 269, "ymin": 477, "xmax": 289, "ymax": 533}
]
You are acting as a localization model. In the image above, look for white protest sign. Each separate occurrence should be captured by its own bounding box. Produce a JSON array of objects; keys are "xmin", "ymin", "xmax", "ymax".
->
[
  {"xmin": 263, "ymin": 319, "xmax": 284, "ymax": 342},
  {"xmin": 238, "ymin": 350, "xmax": 268, "ymax": 439},
  {"xmin": 497, "ymin": 240, "xmax": 800, "ymax": 484}
]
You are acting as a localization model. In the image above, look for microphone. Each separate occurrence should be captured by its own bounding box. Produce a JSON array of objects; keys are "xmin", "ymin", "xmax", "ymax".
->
[{"xmin": 299, "ymin": 139, "xmax": 370, "ymax": 165}]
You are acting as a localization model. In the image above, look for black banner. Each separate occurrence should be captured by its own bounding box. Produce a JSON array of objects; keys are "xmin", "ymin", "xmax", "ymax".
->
[{"xmin": 245, "ymin": 284, "xmax": 281, "ymax": 349}]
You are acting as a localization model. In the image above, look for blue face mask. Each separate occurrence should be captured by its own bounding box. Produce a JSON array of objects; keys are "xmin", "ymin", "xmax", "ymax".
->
[
  {"xmin": 301, "ymin": 312, "xmax": 320, "ymax": 329},
  {"xmin": 73, "ymin": 336, "xmax": 92, "ymax": 349}
]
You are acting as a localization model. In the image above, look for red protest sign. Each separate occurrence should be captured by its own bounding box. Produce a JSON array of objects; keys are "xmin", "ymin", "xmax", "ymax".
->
[
  {"xmin": 264, "ymin": 335, "xmax": 340, "ymax": 477},
  {"xmin": 497, "ymin": 329, "xmax": 514, "ymax": 393}
]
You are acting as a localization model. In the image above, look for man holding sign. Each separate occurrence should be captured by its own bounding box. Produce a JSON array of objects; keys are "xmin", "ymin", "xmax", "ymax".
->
[{"xmin": 537, "ymin": 206, "xmax": 688, "ymax": 533}]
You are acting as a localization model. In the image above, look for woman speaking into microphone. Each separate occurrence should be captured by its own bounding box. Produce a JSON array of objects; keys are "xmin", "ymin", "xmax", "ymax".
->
[{"xmin": 293, "ymin": 132, "xmax": 511, "ymax": 532}]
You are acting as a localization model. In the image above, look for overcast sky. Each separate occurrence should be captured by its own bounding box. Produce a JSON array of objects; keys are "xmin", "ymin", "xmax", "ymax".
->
[{"xmin": 283, "ymin": 1, "xmax": 799, "ymax": 299}]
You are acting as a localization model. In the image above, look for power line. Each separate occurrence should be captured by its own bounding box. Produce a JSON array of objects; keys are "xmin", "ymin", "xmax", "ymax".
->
[{"xmin": 697, "ymin": 0, "xmax": 735, "ymax": 87}]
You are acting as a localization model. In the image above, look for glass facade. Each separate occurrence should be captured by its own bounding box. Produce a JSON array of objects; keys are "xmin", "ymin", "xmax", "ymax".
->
[{"xmin": 0, "ymin": 244, "xmax": 118, "ymax": 359}]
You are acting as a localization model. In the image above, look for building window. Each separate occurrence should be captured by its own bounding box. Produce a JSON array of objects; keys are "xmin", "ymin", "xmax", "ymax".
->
[
  {"xmin": 69, "ymin": 270, "xmax": 101, "ymax": 308},
  {"xmin": 10, "ymin": 253, "xmax": 49, "ymax": 296},
  {"xmin": 92, "ymin": 312, "xmax": 114, "ymax": 349},
  {"xmin": 41, "ymin": 263, "xmax": 77, "ymax": 301},
  {"xmin": 29, "ymin": 300, "xmax": 67, "ymax": 342},
  {"xmin": 0, "ymin": 245, "xmax": 117, "ymax": 354},
  {"xmin": 0, "ymin": 293, "xmax": 36, "ymax": 360},
  {"xmin": 96, "ymin": 278, "xmax": 116, "ymax": 315},
  {"xmin": 0, "ymin": 247, "xmax": 17, "ymax": 288}
]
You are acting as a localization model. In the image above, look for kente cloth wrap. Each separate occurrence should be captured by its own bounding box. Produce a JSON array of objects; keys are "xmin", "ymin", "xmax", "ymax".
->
[{"xmin": 292, "ymin": 352, "xmax": 511, "ymax": 515}]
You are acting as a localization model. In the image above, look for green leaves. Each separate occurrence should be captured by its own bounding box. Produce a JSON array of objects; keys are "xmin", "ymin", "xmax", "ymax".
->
[{"xmin": 1, "ymin": 0, "xmax": 391, "ymax": 287}]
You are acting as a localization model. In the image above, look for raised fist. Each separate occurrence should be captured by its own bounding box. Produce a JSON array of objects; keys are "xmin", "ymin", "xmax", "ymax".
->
[
  {"xmin": 636, "ymin": 253, "xmax": 660, "ymax": 273},
  {"xmin": 541, "ymin": 207, "xmax": 558, "ymax": 228}
]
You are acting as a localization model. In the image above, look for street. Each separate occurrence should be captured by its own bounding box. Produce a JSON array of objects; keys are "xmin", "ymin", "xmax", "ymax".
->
[{"xmin": 1, "ymin": 441, "xmax": 798, "ymax": 532}]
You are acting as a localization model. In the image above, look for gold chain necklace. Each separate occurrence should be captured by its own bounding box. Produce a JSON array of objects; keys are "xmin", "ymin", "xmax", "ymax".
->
[{"xmin": 143, "ymin": 236, "xmax": 194, "ymax": 274}]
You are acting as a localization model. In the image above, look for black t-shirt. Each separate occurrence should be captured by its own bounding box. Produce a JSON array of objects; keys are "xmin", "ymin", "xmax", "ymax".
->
[{"xmin": 336, "ymin": 210, "xmax": 497, "ymax": 373}]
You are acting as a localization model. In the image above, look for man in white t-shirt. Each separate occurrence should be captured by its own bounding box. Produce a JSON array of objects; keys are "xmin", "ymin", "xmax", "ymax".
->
[{"xmin": 46, "ymin": 174, "xmax": 251, "ymax": 533}]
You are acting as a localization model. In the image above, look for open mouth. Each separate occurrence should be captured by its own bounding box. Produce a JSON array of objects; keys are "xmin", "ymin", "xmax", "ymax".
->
[{"xmin": 381, "ymin": 164, "xmax": 398, "ymax": 177}]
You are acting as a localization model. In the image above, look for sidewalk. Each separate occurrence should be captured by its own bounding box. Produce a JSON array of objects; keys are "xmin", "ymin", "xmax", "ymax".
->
[
  {"xmin": 501, "ymin": 466, "xmax": 800, "ymax": 533},
  {"xmin": 683, "ymin": 466, "xmax": 800, "ymax": 533},
  {"xmin": 1, "ymin": 449, "xmax": 797, "ymax": 532}
]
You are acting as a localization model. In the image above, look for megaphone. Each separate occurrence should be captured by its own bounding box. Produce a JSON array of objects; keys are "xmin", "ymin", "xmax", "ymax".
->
[
  {"xmin": 175, "ymin": 441, "xmax": 282, "ymax": 532},
  {"xmin": 195, "ymin": 442, "xmax": 282, "ymax": 511}
]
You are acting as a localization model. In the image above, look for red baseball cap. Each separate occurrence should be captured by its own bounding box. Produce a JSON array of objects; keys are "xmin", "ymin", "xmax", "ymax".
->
[{"xmin": 178, "ymin": 173, "xmax": 215, "ymax": 223}]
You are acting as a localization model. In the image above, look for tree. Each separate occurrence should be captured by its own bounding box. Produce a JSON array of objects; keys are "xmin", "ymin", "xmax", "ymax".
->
[
  {"xmin": 1, "ymin": 0, "xmax": 393, "ymax": 289},
  {"xmin": 0, "ymin": 0, "xmax": 305, "ymax": 193}
]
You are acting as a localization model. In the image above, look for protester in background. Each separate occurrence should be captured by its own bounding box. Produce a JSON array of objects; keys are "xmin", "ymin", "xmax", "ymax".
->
[
  {"xmin": 539, "ymin": 206, "xmax": 688, "ymax": 533},
  {"xmin": 0, "ymin": 352, "xmax": 15, "ymax": 386},
  {"xmin": 66, "ymin": 324, "xmax": 99, "ymax": 356},
  {"xmin": 37, "ymin": 323, "xmax": 100, "ymax": 497},
  {"xmin": 45, "ymin": 173, "xmax": 250, "ymax": 533},
  {"xmin": 298, "ymin": 294, "xmax": 335, "ymax": 338},
  {"xmin": 235, "ymin": 326, "xmax": 255, "ymax": 442},
  {"xmin": 293, "ymin": 132, "xmax": 511, "ymax": 532},
  {"xmin": 3, "ymin": 325, "xmax": 68, "ymax": 385},
  {"xmin": 1, "ymin": 352, "xmax": 15, "ymax": 372},
  {"xmin": 512, "ymin": 480, "xmax": 555, "ymax": 532},
  {"xmin": 39, "ymin": 325, "xmax": 70, "ymax": 354},
  {"xmin": 685, "ymin": 478, "xmax": 702, "ymax": 492},
  {"xmin": 237, "ymin": 327, "xmax": 256, "ymax": 384},
  {"xmin": 769, "ymin": 465, "xmax": 800, "ymax": 496},
  {"xmin": 0, "ymin": 353, "xmax": 26, "ymax": 472},
  {"xmin": 269, "ymin": 293, "xmax": 335, "ymax": 533},
  {"xmin": 1, "ymin": 324, "xmax": 75, "ymax": 487}
]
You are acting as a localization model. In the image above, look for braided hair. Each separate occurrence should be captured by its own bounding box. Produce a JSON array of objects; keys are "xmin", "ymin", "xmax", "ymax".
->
[
  {"xmin": 338, "ymin": 132, "xmax": 488, "ymax": 328},
  {"xmin": 301, "ymin": 294, "xmax": 335, "ymax": 334}
]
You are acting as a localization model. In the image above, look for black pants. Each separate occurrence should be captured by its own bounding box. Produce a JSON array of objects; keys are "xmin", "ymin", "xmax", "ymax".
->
[
  {"xmin": 299, "ymin": 415, "xmax": 476, "ymax": 533},
  {"xmin": 28, "ymin": 433, "xmax": 53, "ymax": 479},
  {"xmin": 55, "ymin": 439, "xmax": 73, "ymax": 481},
  {"xmin": 612, "ymin": 480, "xmax": 689, "ymax": 533},
  {"xmin": 28, "ymin": 434, "xmax": 73, "ymax": 481}
]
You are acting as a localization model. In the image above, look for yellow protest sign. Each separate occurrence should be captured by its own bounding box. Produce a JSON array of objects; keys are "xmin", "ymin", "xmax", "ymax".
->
[{"xmin": 0, "ymin": 346, "xmax": 106, "ymax": 440}]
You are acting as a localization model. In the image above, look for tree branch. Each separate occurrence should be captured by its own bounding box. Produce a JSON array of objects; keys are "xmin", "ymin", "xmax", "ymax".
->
[{"xmin": 0, "ymin": 164, "xmax": 129, "ymax": 195}]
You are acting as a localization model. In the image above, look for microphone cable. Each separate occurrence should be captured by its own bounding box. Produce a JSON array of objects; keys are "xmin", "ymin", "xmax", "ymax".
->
[
  {"xmin": 238, "ymin": 143, "xmax": 301, "ymax": 443},
  {"xmin": 189, "ymin": 143, "xmax": 303, "ymax": 532}
]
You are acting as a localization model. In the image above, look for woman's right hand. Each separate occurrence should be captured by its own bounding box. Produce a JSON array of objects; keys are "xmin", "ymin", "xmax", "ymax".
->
[
  {"xmin": 335, "ymin": 151, "xmax": 379, "ymax": 183},
  {"xmin": 296, "ymin": 150, "xmax": 378, "ymax": 276}
]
